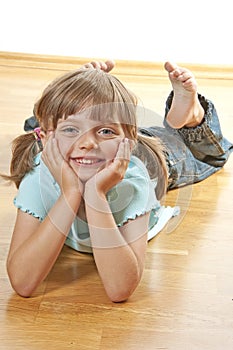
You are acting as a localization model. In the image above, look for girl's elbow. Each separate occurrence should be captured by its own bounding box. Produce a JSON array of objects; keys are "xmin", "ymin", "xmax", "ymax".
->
[
  {"xmin": 108, "ymin": 286, "xmax": 135, "ymax": 303},
  {"xmin": 8, "ymin": 278, "xmax": 32, "ymax": 298},
  {"xmin": 107, "ymin": 278, "xmax": 140, "ymax": 303},
  {"xmin": 8, "ymin": 275, "xmax": 34, "ymax": 297},
  {"xmin": 14, "ymin": 287, "xmax": 32, "ymax": 298},
  {"xmin": 109, "ymin": 293, "xmax": 129, "ymax": 303},
  {"xmin": 7, "ymin": 266, "xmax": 35, "ymax": 298}
]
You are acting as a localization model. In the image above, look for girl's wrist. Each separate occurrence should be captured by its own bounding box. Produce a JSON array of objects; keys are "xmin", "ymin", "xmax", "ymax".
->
[
  {"xmin": 84, "ymin": 181, "xmax": 106, "ymax": 198},
  {"xmin": 84, "ymin": 185, "xmax": 107, "ymax": 212},
  {"xmin": 61, "ymin": 190, "xmax": 82, "ymax": 209},
  {"xmin": 61, "ymin": 179, "xmax": 84, "ymax": 198},
  {"xmin": 47, "ymin": 195, "xmax": 78, "ymax": 237}
]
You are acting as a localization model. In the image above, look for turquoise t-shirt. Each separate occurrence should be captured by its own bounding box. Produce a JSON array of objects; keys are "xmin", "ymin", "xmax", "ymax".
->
[{"xmin": 14, "ymin": 153, "xmax": 179, "ymax": 253}]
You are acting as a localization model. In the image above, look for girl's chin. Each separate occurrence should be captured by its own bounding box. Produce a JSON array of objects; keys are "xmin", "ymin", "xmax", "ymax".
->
[
  {"xmin": 71, "ymin": 165, "xmax": 102, "ymax": 183},
  {"xmin": 69, "ymin": 159, "xmax": 109, "ymax": 182}
]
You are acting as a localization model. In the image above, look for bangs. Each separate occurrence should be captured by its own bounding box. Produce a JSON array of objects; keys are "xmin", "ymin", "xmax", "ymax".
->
[
  {"xmin": 71, "ymin": 101, "xmax": 137, "ymax": 127},
  {"xmin": 35, "ymin": 68, "xmax": 138, "ymax": 133}
]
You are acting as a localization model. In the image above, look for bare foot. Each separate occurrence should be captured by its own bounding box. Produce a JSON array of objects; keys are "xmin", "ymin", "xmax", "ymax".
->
[
  {"xmin": 82, "ymin": 60, "xmax": 115, "ymax": 72},
  {"xmin": 164, "ymin": 61, "xmax": 204, "ymax": 128}
]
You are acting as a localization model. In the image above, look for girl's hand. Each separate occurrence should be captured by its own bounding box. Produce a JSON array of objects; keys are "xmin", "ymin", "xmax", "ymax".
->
[
  {"xmin": 41, "ymin": 133, "xmax": 83, "ymax": 196},
  {"xmin": 85, "ymin": 138, "xmax": 134, "ymax": 196}
]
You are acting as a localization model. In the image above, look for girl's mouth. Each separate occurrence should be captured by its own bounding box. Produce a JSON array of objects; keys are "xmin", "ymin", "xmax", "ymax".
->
[{"xmin": 70, "ymin": 157, "xmax": 105, "ymax": 166}]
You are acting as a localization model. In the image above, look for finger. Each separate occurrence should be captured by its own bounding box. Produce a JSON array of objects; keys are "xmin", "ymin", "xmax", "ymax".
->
[
  {"xmin": 43, "ymin": 133, "xmax": 56, "ymax": 158},
  {"xmin": 129, "ymin": 139, "xmax": 136, "ymax": 152},
  {"xmin": 115, "ymin": 138, "xmax": 131, "ymax": 163},
  {"xmin": 43, "ymin": 135, "xmax": 62, "ymax": 168},
  {"xmin": 123, "ymin": 138, "xmax": 132, "ymax": 161},
  {"xmin": 124, "ymin": 138, "xmax": 131, "ymax": 161},
  {"xmin": 115, "ymin": 139, "xmax": 125, "ymax": 161}
]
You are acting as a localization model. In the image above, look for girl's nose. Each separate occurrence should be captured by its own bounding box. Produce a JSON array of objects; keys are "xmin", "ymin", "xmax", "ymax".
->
[{"xmin": 77, "ymin": 134, "xmax": 98, "ymax": 150}]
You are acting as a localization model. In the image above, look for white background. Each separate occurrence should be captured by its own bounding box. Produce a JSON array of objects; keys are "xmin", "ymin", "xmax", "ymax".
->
[{"xmin": 1, "ymin": 0, "xmax": 232, "ymax": 64}]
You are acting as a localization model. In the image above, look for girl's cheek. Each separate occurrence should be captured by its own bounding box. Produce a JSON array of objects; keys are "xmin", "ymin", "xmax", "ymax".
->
[{"xmin": 100, "ymin": 137, "xmax": 123, "ymax": 159}]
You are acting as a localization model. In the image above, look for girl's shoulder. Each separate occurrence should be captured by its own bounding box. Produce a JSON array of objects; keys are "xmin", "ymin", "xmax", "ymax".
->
[
  {"xmin": 17, "ymin": 153, "xmax": 42, "ymax": 188},
  {"xmin": 14, "ymin": 153, "xmax": 59, "ymax": 221}
]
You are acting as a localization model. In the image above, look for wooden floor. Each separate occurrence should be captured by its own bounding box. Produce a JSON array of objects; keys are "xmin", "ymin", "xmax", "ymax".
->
[{"xmin": 0, "ymin": 55, "xmax": 233, "ymax": 350}]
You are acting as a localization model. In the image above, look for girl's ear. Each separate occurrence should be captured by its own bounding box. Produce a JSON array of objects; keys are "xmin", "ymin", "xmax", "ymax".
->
[
  {"xmin": 40, "ymin": 119, "xmax": 54, "ymax": 146},
  {"xmin": 40, "ymin": 130, "xmax": 55, "ymax": 146}
]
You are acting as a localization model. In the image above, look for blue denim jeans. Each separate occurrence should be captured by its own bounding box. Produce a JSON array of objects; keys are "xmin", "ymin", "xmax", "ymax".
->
[{"xmin": 138, "ymin": 92, "xmax": 233, "ymax": 189}]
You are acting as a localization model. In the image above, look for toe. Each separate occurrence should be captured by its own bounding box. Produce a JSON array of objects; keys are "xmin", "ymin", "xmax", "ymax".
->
[
  {"xmin": 164, "ymin": 61, "xmax": 178, "ymax": 73},
  {"xmin": 105, "ymin": 60, "xmax": 115, "ymax": 72}
]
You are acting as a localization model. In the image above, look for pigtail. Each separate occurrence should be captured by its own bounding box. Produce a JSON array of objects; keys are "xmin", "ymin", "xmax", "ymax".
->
[
  {"xmin": 135, "ymin": 133, "xmax": 168, "ymax": 200},
  {"xmin": 1, "ymin": 132, "xmax": 41, "ymax": 188}
]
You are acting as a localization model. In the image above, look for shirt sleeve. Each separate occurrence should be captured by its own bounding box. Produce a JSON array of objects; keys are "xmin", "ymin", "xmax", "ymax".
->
[
  {"xmin": 106, "ymin": 156, "xmax": 160, "ymax": 227},
  {"xmin": 13, "ymin": 154, "xmax": 60, "ymax": 221}
]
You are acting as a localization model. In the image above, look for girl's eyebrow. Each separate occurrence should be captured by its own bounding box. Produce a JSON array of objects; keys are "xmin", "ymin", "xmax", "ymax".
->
[
  {"xmin": 58, "ymin": 117, "xmax": 121, "ymax": 128},
  {"xmin": 57, "ymin": 118, "xmax": 82, "ymax": 126}
]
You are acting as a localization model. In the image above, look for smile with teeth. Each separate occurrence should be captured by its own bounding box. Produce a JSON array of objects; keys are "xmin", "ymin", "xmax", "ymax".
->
[{"xmin": 71, "ymin": 157, "xmax": 104, "ymax": 166}]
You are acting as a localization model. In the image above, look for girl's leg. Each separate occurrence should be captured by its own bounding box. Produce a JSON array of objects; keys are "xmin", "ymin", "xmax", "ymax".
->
[
  {"xmin": 164, "ymin": 94, "xmax": 233, "ymax": 168},
  {"xmin": 164, "ymin": 62, "xmax": 204, "ymax": 128},
  {"xmin": 161, "ymin": 63, "xmax": 233, "ymax": 188},
  {"xmin": 138, "ymin": 62, "xmax": 233, "ymax": 189}
]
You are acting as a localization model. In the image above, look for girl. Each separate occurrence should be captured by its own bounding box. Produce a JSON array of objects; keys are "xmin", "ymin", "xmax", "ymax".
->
[{"xmin": 2, "ymin": 61, "xmax": 232, "ymax": 302}]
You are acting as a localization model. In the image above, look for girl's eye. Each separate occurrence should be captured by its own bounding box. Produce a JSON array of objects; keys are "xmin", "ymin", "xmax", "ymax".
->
[
  {"xmin": 98, "ymin": 128, "xmax": 116, "ymax": 136},
  {"xmin": 61, "ymin": 127, "xmax": 79, "ymax": 135}
]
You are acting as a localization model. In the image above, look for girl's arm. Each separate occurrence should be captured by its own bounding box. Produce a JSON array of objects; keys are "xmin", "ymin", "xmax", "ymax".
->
[
  {"xmin": 84, "ymin": 139, "xmax": 149, "ymax": 302},
  {"xmin": 7, "ymin": 191, "xmax": 81, "ymax": 297},
  {"xmin": 85, "ymin": 194, "xmax": 149, "ymax": 303},
  {"xmin": 7, "ymin": 136, "xmax": 82, "ymax": 297}
]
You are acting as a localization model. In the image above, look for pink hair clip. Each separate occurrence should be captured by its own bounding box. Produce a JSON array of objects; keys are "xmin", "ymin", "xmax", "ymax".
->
[
  {"xmin": 34, "ymin": 127, "xmax": 43, "ymax": 151},
  {"xmin": 34, "ymin": 127, "xmax": 41, "ymax": 141}
]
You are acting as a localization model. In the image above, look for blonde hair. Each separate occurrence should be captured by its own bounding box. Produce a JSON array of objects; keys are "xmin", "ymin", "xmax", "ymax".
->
[
  {"xmin": 2, "ymin": 68, "xmax": 168, "ymax": 198},
  {"xmin": 134, "ymin": 135, "xmax": 168, "ymax": 200}
]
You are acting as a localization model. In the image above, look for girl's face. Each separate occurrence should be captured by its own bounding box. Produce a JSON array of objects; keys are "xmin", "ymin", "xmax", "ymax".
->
[{"xmin": 54, "ymin": 112, "xmax": 126, "ymax": 182}]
